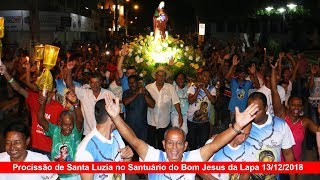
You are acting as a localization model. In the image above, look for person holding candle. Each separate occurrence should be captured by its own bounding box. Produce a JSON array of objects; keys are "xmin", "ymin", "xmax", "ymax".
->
[
  {"xmin": 0, "ymin": 63, "xmax": 64, "ymax": 158},
  {"xmin": 38, "ymin": 89, "xmax": 83, "ymax": 180}
]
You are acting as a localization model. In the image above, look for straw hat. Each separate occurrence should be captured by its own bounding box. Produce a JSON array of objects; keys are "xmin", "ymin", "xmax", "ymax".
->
[{"xmin": 152, "ymin": 66, "xmax": 171, "ymax": 79}]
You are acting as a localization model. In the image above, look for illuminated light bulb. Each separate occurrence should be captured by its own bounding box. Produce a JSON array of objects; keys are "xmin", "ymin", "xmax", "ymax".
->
[
  {"xmin": 287, "ymin": 3, "xmax": 297, "ymax": 10},
  {"xmin": 265, "ymin": 6, "xmax": 274, "ymax": 12},
  {"xmin": 277, "ymin": 7, "xmax": 286, "ymax": 13}
]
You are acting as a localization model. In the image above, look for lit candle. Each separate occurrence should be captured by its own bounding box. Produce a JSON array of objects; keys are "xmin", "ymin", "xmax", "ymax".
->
[
  {"xmin": 0, "ymin": 17, "xmax": 4, "ymax": 39},
  {"xmin": 35, "ymin": 44, "xmax": 44, "ymax": 60},
  {"xmin": 44, "ymin": 45, "xmax": 60, "ymax": 67}
]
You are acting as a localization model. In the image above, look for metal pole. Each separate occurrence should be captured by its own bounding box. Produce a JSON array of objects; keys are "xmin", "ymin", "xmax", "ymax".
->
[
  {"xmin": 125, "ymin": 9, "xmax": 128, "ymax": 36},
  {"xmin": 114, "ymin": 0, "xmax": 119, "ymax": 36}
]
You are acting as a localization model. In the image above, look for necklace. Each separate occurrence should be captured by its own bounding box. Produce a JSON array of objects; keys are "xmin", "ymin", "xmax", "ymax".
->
[
  {"xmin": 91, "ymin": 136, "xmax": 122, "ymax": 180},
  {"xmin": 248, "ymin": 117, "xmax": 275, "ymax": 150},
  {"xmin": 163, "ymin": 155, "xmax": 185, "ymax": 180},
  {"xmin": 292, "ymin": 118, "xmax": 301, "ymax": 125},
  {"xmin": 91, "ymin": 135, "xmax": 121, "ymax": 161},
  {"xmin": 222, "ymin": 144, "xmax": 246, "ymax": 162}
]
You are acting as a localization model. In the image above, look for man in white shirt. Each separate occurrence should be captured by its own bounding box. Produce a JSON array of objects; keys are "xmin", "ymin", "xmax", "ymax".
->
[
  {"xmin": 245, "ymin": 92, "xmax": 296, "ymax": 180},
  {"xmin": 146, "ymin": 66, "xmax": 183, "ymax": 149},
  {"xmin": 257, "ymin": 68, "xmax": 285, "ymax": 115},
  {"xmin": 0, "ymin": 122, "xmax": 58, "ymax": 180},
  {"xmin": 75, "ymin": 99, "xmax": 133, "ymax": 180},
  {"xmin": 66, "ymin": 60, "xmax": 114, "ymax": 135}
]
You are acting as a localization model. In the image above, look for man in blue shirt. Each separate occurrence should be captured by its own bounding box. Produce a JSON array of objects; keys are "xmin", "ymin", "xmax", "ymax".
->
[{"xmin": 117, "ymin": 44, "xmax": 137, "ymax": 91}]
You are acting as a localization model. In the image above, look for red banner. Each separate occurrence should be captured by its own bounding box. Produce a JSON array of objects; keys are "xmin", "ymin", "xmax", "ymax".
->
[{"xmin": 0, "ymin": 162, "xmax": 319, "ymax": 174}]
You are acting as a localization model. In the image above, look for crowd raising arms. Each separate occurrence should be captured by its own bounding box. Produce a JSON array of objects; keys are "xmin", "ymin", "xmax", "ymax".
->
[
  {"xmin": 103, "ymin": 92, "xmax": 258, "ymax": 178},
  {"xmin": 270, "ymin": 58, "xmax": 320, "ymax": 161}
]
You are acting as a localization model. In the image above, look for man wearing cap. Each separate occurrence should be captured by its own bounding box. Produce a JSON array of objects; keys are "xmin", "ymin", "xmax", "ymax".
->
[{"xmin": 146, "ymin": 66, "xmax": 183, "ymax": 150}]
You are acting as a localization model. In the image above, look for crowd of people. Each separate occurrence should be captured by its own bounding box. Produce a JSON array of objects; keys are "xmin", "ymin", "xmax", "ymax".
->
[{"xmin": 0, "ymin": 36, "xmax": 320, "ymax": 180}]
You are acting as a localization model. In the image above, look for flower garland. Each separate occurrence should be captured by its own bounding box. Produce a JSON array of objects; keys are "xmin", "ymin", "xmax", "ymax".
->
[{"xmin": 123, "ymin": 35, "xmax": 205, "ymax": 83}]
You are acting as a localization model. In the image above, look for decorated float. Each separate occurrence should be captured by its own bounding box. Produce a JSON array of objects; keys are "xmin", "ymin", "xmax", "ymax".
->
[{"xmin": 121, "ymin": 1, "xmax": 205, "ymax": 83}]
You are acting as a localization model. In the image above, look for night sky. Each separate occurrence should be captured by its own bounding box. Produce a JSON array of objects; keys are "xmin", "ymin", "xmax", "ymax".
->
[
  {"xmin": 84, "ymin": 0, "xmax": 318, "ymax": 35},
  {"xmin": 135, "ymin": 0, "xmax": 197, "ymax": 34},
  {"xmin": 131, "ymin": 0, "xmax": 255, "ymax": 34}
]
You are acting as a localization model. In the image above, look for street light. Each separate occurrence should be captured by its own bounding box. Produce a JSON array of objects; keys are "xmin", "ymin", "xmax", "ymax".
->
[
  {"xmin": 265, "ymin": 6, "xmax": 274, "ymax": 12},
  {"xmin": 133, "ymin": 4, "xmax": 139, "ymax": 10},
  {"xmin": 287, "ymin": 3, "xmax": 297, "ymax": 10},
  {"xmin": 277, "ymin": 7, "xmax": 286, "ymax": 13}
]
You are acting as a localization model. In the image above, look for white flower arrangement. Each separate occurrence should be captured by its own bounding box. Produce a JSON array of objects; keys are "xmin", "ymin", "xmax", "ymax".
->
[{"xmin": 122, "ymin": 35, "xmax": 205, "ymax": 83}]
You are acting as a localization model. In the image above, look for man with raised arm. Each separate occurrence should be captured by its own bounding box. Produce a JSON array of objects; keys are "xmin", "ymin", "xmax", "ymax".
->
[
  {"xmin": 66, "ymin": 60, "xmax": 114, "ymax": 136},
  {"xmin": 103, "ymin": 93, "xmax": 259, "ymax": 180},
  {"xmin": 75, "ymin": 99, "xmax": 133, "ymax": 180},
  {"xmin": 117, "ymin": 44, "xmax": 137, "ymax": 91},
  {"xmin": 0, "ymin": 63, "xmax": 63, "ymax": 157}
]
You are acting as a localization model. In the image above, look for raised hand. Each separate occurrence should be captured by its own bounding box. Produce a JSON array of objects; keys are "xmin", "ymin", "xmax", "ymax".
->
[
  {"xmin": 38, "ymin": 94, "xmax": 47, "ymax": 105},
  {"xmin": 223, "ymin": 53, "xmax": 230, "ymax": 60},
  {"xmin": 104, "ymin": 93, "xmax": 120, "ymax": 119},
  {"xmin": 66, "ymin": 60, "xmax": 76, "ymax": 70},
  {"xmin": 23, "ymin": 61, "xmax": 31, "ymax": 70},
  {"xmin": 0, "ymin": 62, "xmax": 7, "ymax": 75},
  {"xmin": 234, "ymin": 103, "xmax": 259, "ymax": 129},
  {"xmin": 168, "ymin": 58, "xmax": 175, "ymax": 66},
  {"xmin": 286, "ymin": 53, "xmax": 293, "ymax": 60},
  {"xmin": 232, "ymin": 55, "xmax": 239, "ymax": 66},
  {"xmin": 269, "ymin": 58, "xmax": 279, "ymax": 69},
  {"xmin": 279, "ymin": 52, "xmax": 285, "ymax": 59},
  {"xmin": 120, "ymin": 44, "xmax": 129, "ymax": 57}
]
